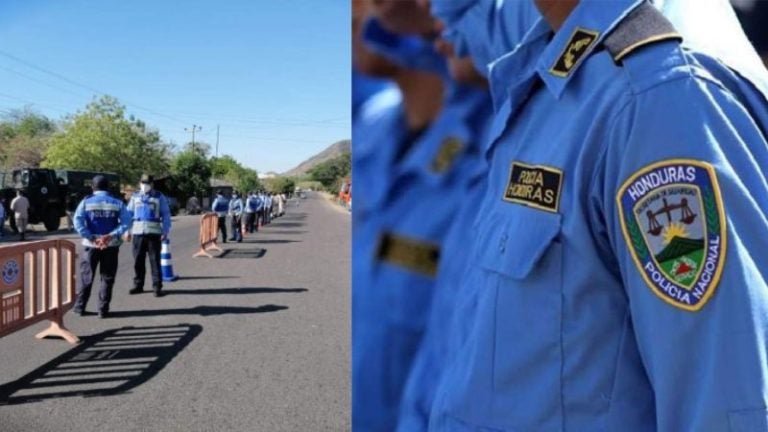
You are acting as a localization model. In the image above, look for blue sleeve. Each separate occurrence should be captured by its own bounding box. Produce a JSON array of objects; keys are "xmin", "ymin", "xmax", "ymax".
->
[
  {"xmin": 110, "ymin": 201, "xmax": 131, "ymax": 238},
  {"xmin": 160, "ymin": 194, "xmax": 171, "ymax": 235},
  {"xmin": 73, "ymin": 199, "xmax": 92, "ymax": 240},
  {"xmin": 598, "ymin": 78, "xmax": 768, "ymax": 430},
  {"xmin": 211, "ymin": 198, "xmax": 217, "ymax": 212}
]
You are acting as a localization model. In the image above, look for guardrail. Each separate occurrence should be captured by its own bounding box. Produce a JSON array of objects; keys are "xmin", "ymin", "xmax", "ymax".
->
[
  {"xmin": 0, "ymin": 240, "xmax": 79, "ymax": 344},
  {"xmin": 193, "ymin": 213, "xmax": 223, "ymax": 258}
]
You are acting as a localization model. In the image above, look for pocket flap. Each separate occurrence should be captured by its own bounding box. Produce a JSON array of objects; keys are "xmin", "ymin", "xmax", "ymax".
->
[{"xmin": 476, "ymin": 209, "xmax": 562, "ymax": 279}]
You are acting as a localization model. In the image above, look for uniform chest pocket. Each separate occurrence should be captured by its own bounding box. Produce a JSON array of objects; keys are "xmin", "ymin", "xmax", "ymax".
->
[{"xmin": 475, "ymin": 209, "xmax": 565, "ymax": 426}]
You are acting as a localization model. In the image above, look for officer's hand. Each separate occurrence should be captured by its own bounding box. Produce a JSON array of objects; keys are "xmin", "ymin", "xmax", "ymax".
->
[{"xmin": 100, "ymin": 235, "xmax": 112, "ymax": 248}]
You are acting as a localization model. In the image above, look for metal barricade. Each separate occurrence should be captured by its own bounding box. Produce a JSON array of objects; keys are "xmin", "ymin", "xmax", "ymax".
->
[
  {"xmin": 0, "ymin": 240, "xmax": 79, "ymax": 344},
  {"xmin": 193, "ymin": 213, "xmax": 223, "ymax": 258}
]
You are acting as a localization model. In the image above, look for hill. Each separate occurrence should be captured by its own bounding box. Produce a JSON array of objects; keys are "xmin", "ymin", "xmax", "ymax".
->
[
  {"xmin": 654, "ymin": 237, "xmax": 705, "ymax": 263},
  {"xmin": 283, "ymin": 139, "xmax": 350, "ymax": 177}
]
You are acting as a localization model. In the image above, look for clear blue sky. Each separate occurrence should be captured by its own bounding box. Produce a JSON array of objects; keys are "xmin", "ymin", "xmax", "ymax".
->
[{"xmin": 0, "ymin": 0, "xmax": 350, "ymax": 174}]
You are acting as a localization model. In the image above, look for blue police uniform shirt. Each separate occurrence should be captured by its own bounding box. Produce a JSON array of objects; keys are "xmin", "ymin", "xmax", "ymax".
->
[
  {"xmin": 429, "ymin": 1, "xmax": 768, "ymax": 431},
  {"xmin": 74, "ymin": 190, "xmax": 131, "ymax": 248},
  {"xmin": 430, "ymin": 0, "xmax": 540, "ymax": 76},
  {"xmin": 212, "ymin": 195, "xmax": 229, "ymax": 216},
  {"xmin": 127, "ymin": 189, "xmax": 171, "ymax": 236},
  {"xmin": 354, "ymin": 20, "xmax": 494, "ymax": 431},
  {"xmin": 245, "ymin": 195, "xmax": 258, "ymax": 213},
  {"xmin": 229, "ymin": 196, "xmax": 243, "ymax": 215}
]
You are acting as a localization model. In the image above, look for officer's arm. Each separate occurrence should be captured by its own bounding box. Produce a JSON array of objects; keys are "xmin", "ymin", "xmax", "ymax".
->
[
  {"xmin": 73, "ymin": 200, "xmax": 93, "ymax": 240},
  {"xmin": 598, "ymin": 80, "xmax": 768, "ymax": 430},
  {"xmin": 125, "ymin": 194, "xmax": 135, "ymax": 223},
  {"xmin": 211, "ymin": 198, "xmax": 217, "ymax": 212},
  {"xmin": 112, "ymin": 202, "xmax": 132, "ymax": 238},
  {"xmin": 160, "ymin": 194, "xmax": 171, "ymax": 236}
]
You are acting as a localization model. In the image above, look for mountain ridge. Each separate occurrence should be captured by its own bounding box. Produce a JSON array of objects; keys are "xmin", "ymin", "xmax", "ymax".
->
[{"xmin": 282, "ymin": 139, "xmax": 350, "ymax": 177}]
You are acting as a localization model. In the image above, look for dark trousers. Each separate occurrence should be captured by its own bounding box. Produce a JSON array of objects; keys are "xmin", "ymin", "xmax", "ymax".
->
[
  {"xmin": 245, "ymin": 212, "xmax": 256, "ymax": 233},
  {"xmin": 217, "ymin": 216, "xmax": 227, "ymax": 242},
  {"xmin": 75, "ymin": 246, "xmax": 119, "ymax": 313},
  {"xmin": 133, "ymin": 234, "xmax": 162, "ymax": 292},
  {"xmin": 230, "ymin": 215, "xmax": 242, "ymax": 241}
]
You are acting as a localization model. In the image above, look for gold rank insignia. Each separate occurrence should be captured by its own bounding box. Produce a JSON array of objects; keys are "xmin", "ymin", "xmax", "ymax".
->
[
  {"xmin": 503, "ymin": 161, "xmax": 563, "ymax": 213},
  {"xmin": 550, "ymin": 27, "xmax": 600, "ymax": 77},
  {"xmin": 376, "ymin": 233, "xmax": 440, "ymax": 277},
  {"xmin": 430, "ymin": 136, "xmax": 464, "ymax": 174}
]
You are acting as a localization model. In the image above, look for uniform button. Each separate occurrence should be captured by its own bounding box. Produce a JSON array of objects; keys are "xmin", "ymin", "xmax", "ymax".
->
[{"xmin": 499, "ymin": 234, "xmax": 507, "ymax": 253}]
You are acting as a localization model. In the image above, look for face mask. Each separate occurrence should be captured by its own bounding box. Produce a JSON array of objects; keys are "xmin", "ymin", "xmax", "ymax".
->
[{"xmin": 140, "ymin": 183, "xmax": 152, "ymax": 193}]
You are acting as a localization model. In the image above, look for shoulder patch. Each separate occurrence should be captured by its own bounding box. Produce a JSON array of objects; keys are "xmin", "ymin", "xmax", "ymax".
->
[
  {"xmin": 503, "ymin": 161, "xmax": 563, "ymax": 213},
  {"xmin": 431, "ymin": 136, "xmax": 464, "ymax": 174},
  {"xmin": 617, "ymin": 159, "xmax": 727, "ymax": 311},
  {"xmin": 550, "ymin": 27, "xmax": 599, "ymax": 77}
]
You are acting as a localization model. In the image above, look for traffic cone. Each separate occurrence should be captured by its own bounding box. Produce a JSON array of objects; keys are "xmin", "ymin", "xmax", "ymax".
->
[{"xmin": 161, "ymin": 238, "xmax": 179, "ymax": 282}]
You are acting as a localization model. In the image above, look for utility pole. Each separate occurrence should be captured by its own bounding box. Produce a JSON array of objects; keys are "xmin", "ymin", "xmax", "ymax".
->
[
  {"xmin": 216, "ymin": 124, "xmax": 220, "ymax": 157},
  {"xmin": 185, "ymin": 124, "xmax": 202, "ymax": 152}
]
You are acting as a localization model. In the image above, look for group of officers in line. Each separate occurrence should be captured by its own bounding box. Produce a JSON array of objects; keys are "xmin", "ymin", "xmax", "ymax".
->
[
  {"xmin": 71, "ymin": 173, "xmax": 171, "ymax": 318},
  {"xmin": 353, "ymin": 0, "xmax": 768, "ymax": 431},
  {"xmin": 67, "ymin": 175, "xmax": 285, "ymax": 320},
  {"xmin": 211, "ymin": 190, "xmax": 286, "ymax": 243}
]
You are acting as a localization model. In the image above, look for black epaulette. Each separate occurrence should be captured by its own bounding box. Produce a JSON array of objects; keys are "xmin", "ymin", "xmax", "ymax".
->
[{"xmin": 603, "ymin": 2, "xmax": 683, "ymax": 63}]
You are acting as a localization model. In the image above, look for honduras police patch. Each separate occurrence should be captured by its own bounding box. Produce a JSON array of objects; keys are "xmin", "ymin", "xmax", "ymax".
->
[{"xmin": 617, "ymin": 160, "xmax": 726, "ymax": 311}]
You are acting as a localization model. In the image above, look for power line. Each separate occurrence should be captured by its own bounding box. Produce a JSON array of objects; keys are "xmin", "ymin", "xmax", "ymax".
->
[{"xmin": 0, "ymin": 49, "xmax": 191, "ymax": 126}]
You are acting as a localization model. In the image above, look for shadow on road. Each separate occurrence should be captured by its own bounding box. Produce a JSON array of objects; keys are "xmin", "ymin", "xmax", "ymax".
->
[
  {"xmin": 219, "ymin": 248, "xmax": 267, "ymax": 259},
  {"xmin": 108, "ymin": 304, "xmax": 288, "ymax": 318},
  {"xmin": 243, "ymin": 239, "xmax": 301, "ymax": 244},
  {"xmin": 163, "ymin": 287, "xmax": 307, "ymax": 295},
  {"xmin": 0, "ymin": 324, "xmax": 201, "ymax": 405}
]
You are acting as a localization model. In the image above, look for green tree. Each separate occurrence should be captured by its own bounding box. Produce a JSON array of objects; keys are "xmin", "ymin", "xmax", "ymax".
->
[
  {"xmin": 265, "ymin": 176, "xmax": 297, "ymax": 195},
  {"xmin": 0, "ymin": 108, "xmax": 57, "ymax": 169},
  {"xmin": 309, "ymin": 152, "xmax": 351, "ymax": 191},
  {"xmin": 42, "ymin": 95, "xmax": 171, "ymax": 185},
  {"xmin": 171, "ymin": 149, "xmax": 212, "ymax": 201},
  {"xmin": 210, "ymin": 154, "xmax": 261, "ymax": 193}
]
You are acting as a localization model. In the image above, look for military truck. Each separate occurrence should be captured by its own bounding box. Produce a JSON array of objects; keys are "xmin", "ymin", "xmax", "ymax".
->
[
  {"xmin": 0, "ymin": 168, "xmax": 67, "ymax": 231},
  {"xmin": 0, "ymin": 168, "xmax": 120, "ymax": 232}
]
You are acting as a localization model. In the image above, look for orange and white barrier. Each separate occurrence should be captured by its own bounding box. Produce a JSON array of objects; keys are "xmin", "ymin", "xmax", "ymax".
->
[
  {"xmin": 0, "ymin": 240, "xmax": 79, "ymax": 344},
  {"xmin": 193, "ymin": 213, "xmax": 223, "ymax": 258}
]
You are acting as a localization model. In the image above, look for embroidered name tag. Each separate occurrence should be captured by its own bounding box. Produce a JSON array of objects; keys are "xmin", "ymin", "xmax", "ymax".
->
[
  {"xmin": 376, "ymin": 233, "xmax": 440, "ymax": 277},
  {"xmin": 431, "ymin": 137, "xmax": 464, "ymax": 174},
  {"xmin": 550, "ymin": 27, "xmax": 600, "ymax": 77},
  {"xmin": 617, "ymin": 159, "xmax": 726, "ymax": 312},
  {"xmin": 503, "ymin": 162, "xmax": 563, "ymax": 213}
]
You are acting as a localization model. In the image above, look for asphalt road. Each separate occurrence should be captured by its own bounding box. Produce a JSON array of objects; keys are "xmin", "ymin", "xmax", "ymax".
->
[{"xmin": 0, "ymin": 192, "xmax": 350, "ymax": 432}]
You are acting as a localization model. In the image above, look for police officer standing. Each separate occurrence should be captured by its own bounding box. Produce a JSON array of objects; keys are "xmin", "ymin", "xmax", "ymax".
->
[
  {"xmin": 127, "ymin": 174, "xmax": 171, "ymax": 298},
  {"xmin": 211, "ymin": 190, "xmax": 229, "ymax": 242},
  {"xmin": 228, "ymin": 190, "xmax": 243, "ymax": 242},
  {"xmin": 73, "ymin": 175, "xmax": 130, "ymax": 318},
  {"xmin": 245, "ymin": 191, "xmax": 258, "ymax": 233}
]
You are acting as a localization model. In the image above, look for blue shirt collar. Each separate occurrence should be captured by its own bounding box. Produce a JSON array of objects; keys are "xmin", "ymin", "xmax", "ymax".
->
[
  {"xmin": 490, "ymin": 0, "xmax": 644, "ymax": 102},
  {"xmin": 94, "ymin": 190, "xmax": 108, "ymax": 195},
  {"xmin": 537, "ymin": 0, "xmax": 644, "ymax": 98}
]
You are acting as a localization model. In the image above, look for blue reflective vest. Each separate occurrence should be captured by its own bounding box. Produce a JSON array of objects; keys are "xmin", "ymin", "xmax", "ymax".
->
[
  {"xmin": 212, "ymin": 196, "xmax": 229, "ymax": 216},
  {"xmin": 74, "ymin": 191, "xmax": 129, "ymax": 248},
  {"xmin": 246, "ymin": 196, "xmax": 258, "ymax": 212},
  {"xmin": 430, "ymin": 1, "xmax": 768, "ymax": 430},
  {"xmin": 129, "ymin": 191, "xmax": 165, "ymax": 235}
]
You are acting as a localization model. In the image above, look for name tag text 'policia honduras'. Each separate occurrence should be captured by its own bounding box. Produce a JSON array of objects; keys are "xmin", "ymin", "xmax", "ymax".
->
[
  {"xmin": 503, "ymin": 162, "xmax": 563, "ymax": 213},
  {"xmin": 376, "ymin": 233, "xmax": 440, "ymax": 278}
]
